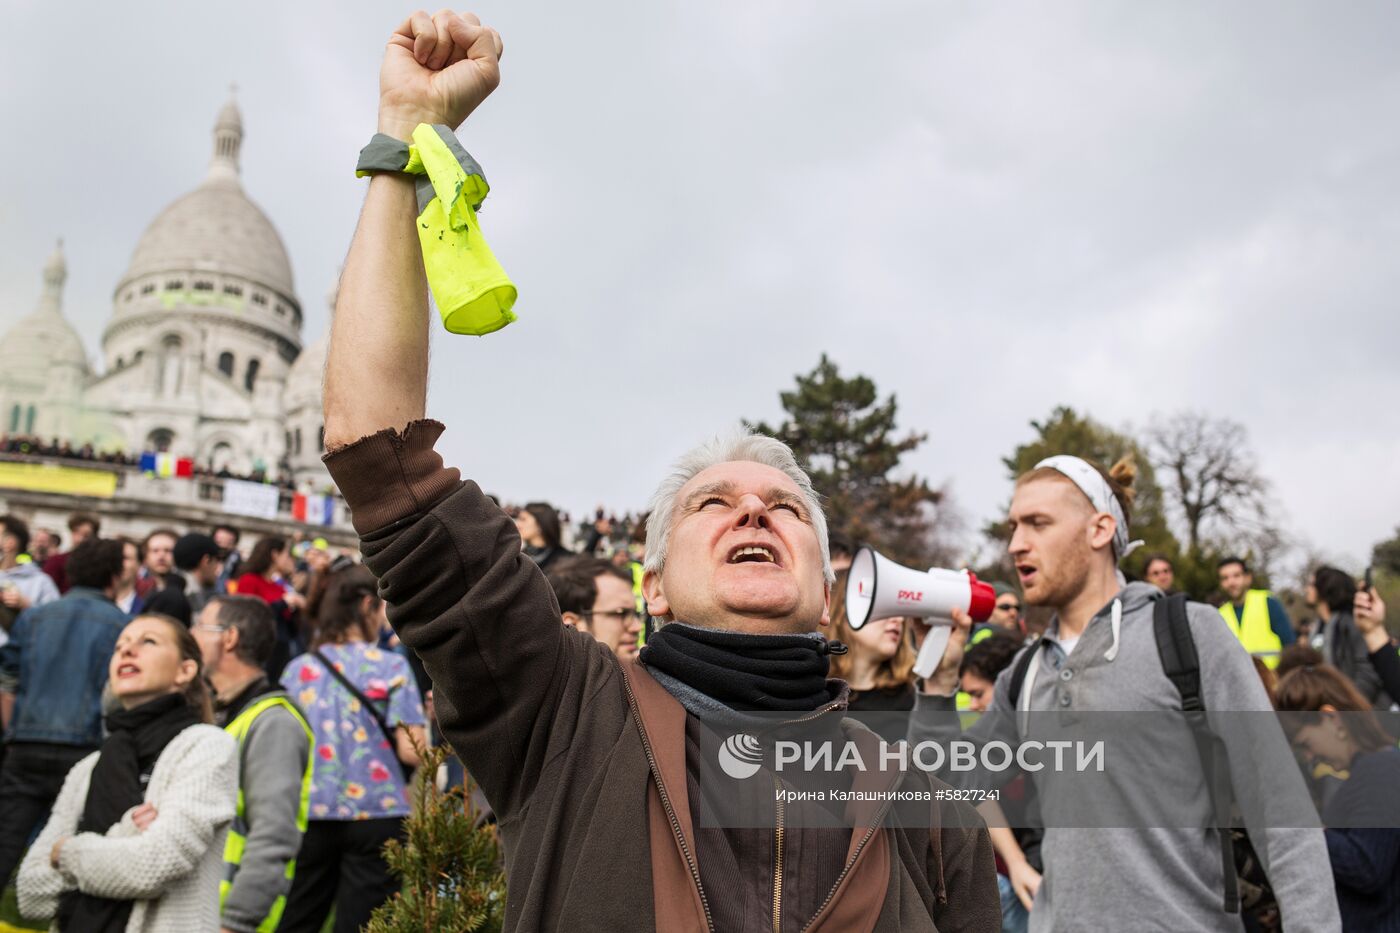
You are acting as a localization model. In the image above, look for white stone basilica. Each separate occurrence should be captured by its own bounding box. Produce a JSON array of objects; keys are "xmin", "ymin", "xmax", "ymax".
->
[{"xmin": 0, "ymin": 96, "xmax": 332, "ymax": 491}]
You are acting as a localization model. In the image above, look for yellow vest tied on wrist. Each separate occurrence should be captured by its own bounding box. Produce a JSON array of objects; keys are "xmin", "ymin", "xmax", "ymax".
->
[{"xmin": 356, "ymin": 124, "xmax": 518, "ymax": 336}]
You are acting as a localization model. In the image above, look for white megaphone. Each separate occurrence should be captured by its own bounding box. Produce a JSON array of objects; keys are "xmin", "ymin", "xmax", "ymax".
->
[{"xmin": 845, "ymin": 547, "xmax": 996, "ymax": 679}]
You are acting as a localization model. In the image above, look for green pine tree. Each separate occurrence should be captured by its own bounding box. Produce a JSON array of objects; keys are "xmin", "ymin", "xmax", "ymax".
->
[
  {"xmin": 746, "ymin": 354, "xmax": 948, "ymax": 568},
  {"xmin": 365, "ymin": 740, "xmax": 506, "ymax": 933}
]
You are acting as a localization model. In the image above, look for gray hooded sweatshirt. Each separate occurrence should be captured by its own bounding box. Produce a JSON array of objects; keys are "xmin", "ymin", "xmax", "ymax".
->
[
  {"xmin": 0, "ymin": 561, "xmax": 60, "ymax": 646},
  {"xmin": 0, "ymin": 561, "xmax": 59, "ymax": 606},
  {"xmin": 912, "ymin": 582, "xmax": 1340, "ymax": 933}
]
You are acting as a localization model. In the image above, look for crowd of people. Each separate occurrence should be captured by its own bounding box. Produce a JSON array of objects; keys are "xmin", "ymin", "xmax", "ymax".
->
[
  {"xmin": 0, "ymin": 511, "xmax": 428, "ymax": 932},
  {"xmin": 0, "ymin": 499, "xmax": 650, "ymax": 932},
  {"xmin": 1, "ymin": 435, "xmax": 137, "ymax": 468},
  {"xmin": 2, "ymin": 472, "xmax": 1394, "ymax": 933},
  {"xmin": 0, "ymin": 434, "xmax": 300, "ymax": 491},
  {"xmin": 1, "ymin": 9, "xmax": 1397, "ymax": 933},
  {"xmin": 387, "ymin": 478, "xmax": 1400, "ymax": 933}
]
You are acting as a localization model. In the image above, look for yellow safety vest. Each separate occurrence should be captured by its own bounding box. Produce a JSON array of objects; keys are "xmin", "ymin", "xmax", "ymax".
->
[
  {"xmin": 1219, "ymin": 590, "xmax": 1283, "ymax": 669},
  {"xmin": 630, "ymin": 560, "xmax": 648, "ymax": 647},
  {"xmin": 221, "ymin": 695, "xmax": 314, "ymax": 933}
]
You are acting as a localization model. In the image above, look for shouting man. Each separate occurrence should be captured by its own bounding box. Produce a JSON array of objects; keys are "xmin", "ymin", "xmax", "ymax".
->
[
  {"xmin": 321, "ymin": 10, "xmax": 997, "ymax": 932},
  {"xmin": 914, "ymin": 457, "xmax": 1339, "ymax": 931}
]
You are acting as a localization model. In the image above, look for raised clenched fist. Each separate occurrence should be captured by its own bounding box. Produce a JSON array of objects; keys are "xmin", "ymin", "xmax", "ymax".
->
[{"xmin": 378, "ymin": 9, "xmax": 504, "ymax": 140}]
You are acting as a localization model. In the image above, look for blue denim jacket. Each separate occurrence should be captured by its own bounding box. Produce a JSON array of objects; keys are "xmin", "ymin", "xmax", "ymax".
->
[{"xmin": 0, "ymin": 588, "xmax": 128, "ymax": 747}]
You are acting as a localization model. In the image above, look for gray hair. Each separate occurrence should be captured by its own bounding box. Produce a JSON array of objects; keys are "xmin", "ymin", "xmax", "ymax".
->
[{"xmin": 644, "ymin": 431, "xmax": 834, "ymax": 585}]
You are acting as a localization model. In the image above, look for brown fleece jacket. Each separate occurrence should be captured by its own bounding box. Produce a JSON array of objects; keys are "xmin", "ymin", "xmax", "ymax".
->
[{"xmin": 324, "ymin": 420, "xmax": 1000, "ymax": 933}]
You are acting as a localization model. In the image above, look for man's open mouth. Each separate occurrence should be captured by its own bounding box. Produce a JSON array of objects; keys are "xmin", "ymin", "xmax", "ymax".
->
[{"xmin": 727, "ymin": 545, "xmax": 778, "ymax": 566}]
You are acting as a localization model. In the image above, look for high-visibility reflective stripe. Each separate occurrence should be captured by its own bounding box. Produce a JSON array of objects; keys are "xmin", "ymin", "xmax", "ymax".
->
[
  {"xmin": 222, "ymin": 827, "xmax": 246, "ymax": 868},
  {"xmin": 355, "ymin": 125, "xmax": 517, "ymax": 336},
  {"xmin": 355, "ymin": 135, "xmax": 411, "ymax": 175}
]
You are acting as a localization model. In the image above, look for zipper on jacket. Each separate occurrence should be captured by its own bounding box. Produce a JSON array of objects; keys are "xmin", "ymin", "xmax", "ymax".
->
[
  {"xmin": 773, "ymin": 774, "xmax": 785, "ymax": 933},
  {"xmin": 622, "ymin": 672, "xmax": 715, "ymax": 932},
  {"xmin": 760, "ymin": 699, "xmax": 844, "ymax": 734},
  {"xmin": 800, "ymin": 795, "xmax": 896, "ymax": 933},
  {"xmin": 759, "ymin": 699, "xmax": 844, "ymax": 933},
  {"xmin": 622, "ymin": 675, "xmax": 848, "ymax": 933}
]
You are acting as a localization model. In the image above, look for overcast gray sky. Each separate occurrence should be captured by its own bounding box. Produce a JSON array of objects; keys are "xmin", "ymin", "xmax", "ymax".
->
[{"xmin": 3, "ymin": 1, "xmax": 1398, "ymax": 572}]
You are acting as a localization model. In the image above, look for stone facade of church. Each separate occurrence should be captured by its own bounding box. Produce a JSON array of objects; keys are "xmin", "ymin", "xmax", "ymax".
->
[{"xmin": 0, "ymin": 96, "xmax": 332, "ymax": 492}]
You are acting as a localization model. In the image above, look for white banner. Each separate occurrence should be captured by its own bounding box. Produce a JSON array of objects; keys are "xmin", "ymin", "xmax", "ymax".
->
[{"xmin": 222, "ymin": 479, "xmax": 281, "ymax": 520}]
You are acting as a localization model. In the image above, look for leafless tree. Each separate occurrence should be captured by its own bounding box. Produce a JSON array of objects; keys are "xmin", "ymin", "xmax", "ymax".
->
[{"xmin": 1146, "ymin": 411, "xmax": 1273, "ymax": 555}]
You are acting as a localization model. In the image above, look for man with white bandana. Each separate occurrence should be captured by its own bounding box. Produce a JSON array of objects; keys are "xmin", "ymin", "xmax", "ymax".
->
[{"xmin": 914, "ymin": 455, "xmax": 1340, "ymax": 932}]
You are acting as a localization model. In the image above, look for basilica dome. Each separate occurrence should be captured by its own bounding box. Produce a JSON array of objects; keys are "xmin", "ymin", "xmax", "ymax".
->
[{"xmin": 118, "ymin": 97, "xmax": 295, "ymax": 300}]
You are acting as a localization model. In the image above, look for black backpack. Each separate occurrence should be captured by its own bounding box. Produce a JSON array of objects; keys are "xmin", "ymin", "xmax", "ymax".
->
[{"xmin": 1006, "ymin": 593, "xmax": 1271, "ymax": 916}]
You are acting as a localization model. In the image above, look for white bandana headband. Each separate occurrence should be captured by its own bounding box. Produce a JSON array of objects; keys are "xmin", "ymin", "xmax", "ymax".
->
[{"xmin": 1034, "ymin": 455, "xmax": 1145, "ymax": 562}]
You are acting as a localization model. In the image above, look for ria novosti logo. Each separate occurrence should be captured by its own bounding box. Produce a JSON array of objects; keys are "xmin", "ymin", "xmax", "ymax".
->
[
  {"xmin": 719, "ymin": 731, "xmax": 1107, "ymax": 779},
  {"xmin": 718, "ymin": 733, "xmax": 763, "ymax": 779}
]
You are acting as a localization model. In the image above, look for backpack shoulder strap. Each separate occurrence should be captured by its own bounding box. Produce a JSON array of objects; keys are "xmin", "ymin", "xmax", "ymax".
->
[
  {"xmin": 1006, "ymin": 636, "xmax": 1042, "ymax": 709},
  {"xmin": 1152, "ymin": 594, "xmax": 1240, "ymax": 915},
  {"xmin": 1153, "ymin": 594, "xmax": 1202, "ymax": 712}
]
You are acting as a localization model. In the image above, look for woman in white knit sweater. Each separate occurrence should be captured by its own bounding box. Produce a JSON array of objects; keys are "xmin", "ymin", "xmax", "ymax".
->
[{"xmin": 18, "ymin": 613, "xmax": 238, "ymax": 932}]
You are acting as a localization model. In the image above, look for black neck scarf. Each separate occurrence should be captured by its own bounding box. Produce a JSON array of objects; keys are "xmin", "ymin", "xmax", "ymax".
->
[
  {"xmin": 639, "ymin": 622, "xmax": 844, "ymax": 712},
  {"xmin": 57, "ymin": 693, "xmax": 201, "ymax": 933}
]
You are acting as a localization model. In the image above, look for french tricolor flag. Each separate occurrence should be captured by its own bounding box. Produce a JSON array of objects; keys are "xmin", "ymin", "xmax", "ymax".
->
[
  {"xmin": 139, "ymin": 452, "xmax": 194, "ymax": 479},
  {"xmin": 293, "ymin": 493, "xmax": 335, "ymax": 526}
]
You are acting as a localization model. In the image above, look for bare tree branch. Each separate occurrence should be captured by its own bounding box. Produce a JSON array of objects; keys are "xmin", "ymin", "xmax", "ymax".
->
[{"xmin": 1147, "ymin": 411, "xmax": 1272, "ymax": 555}]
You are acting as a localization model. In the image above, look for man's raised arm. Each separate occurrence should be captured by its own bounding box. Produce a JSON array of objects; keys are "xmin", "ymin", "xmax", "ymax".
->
[
  {"xmin": 318, "ymin": 14, "xmax": 594, "ymax": 819},
  {"xmin": 324, "ymin": 10, "xmax": 502, "ymax": 447}
]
